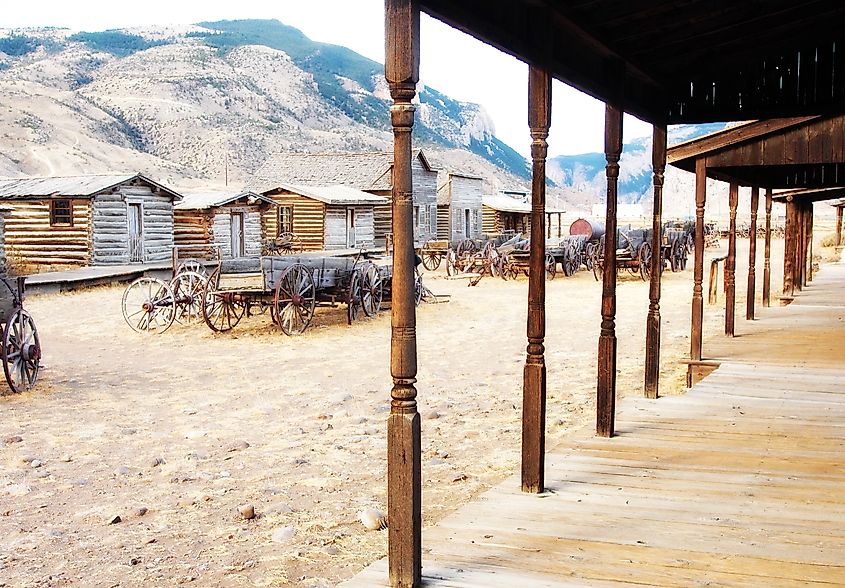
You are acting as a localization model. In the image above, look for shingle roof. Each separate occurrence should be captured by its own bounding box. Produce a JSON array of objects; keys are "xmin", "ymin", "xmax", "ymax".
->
[
  {"xmin": 266, "ymin": 183, "xmax": 390, "ymax": 206},
  {"xmin": 0, "ymin": 173, "xmax": 182, "ymax": 200},
  {"xmin": 175, "ymin": 190, "xmax": 277, "ymax": 210}
]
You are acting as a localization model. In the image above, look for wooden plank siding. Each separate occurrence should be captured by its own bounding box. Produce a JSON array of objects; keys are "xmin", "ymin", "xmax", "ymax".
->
[
  {"xmin": 324, "ymin": 206, "xmax": 375, "ymax": 250},
  {"xmin": 262, "ymin": 191, "xmax": 326, "ymax": 251},
  {"xmin": 5, "ymin": 199, "xmax": 91, "ymax": 272},
  {"xmin": 92, "ymin": 186, "xmax": 174, "ymax": 265}
]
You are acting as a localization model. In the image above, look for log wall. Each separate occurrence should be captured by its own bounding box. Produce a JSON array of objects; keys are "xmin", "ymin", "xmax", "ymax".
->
[
  {"xmin": 262, "ymin": 192, "xmax": 326, "ymax": 250},
  {"xmin": 92, "ymin": 185, "xmax": 174, "ymax": 265},
  {"xmin": 5, "ymin": 199, "xmax": 91, "ymax": 272}
]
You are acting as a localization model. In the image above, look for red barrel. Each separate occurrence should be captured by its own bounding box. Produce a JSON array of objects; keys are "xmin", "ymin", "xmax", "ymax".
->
[{"xmin": 569, "ymin": 218, "xmax": 606, "ymax": 240}]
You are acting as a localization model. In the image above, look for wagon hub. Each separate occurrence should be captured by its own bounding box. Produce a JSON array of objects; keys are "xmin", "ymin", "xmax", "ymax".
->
[
  {"xmin": 142, "ymin": 301, "xmax": 153, "ymax": 312},
  {"xmin": 22, "ymin": 342, "xmax": 40, "ymax": 362},
  {"xmin": 292, "ymin": 294, "xmax": 303, "ymax": 305}
]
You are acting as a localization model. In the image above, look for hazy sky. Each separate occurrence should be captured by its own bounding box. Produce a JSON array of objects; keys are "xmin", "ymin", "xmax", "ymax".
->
[{"xmin": 3, "ymin": 0, "xmax": 654, "ymax": 157}]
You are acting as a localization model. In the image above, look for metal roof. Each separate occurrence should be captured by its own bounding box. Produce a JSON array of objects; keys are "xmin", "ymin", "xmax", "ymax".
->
[
  {"xmin": 482, "ymin": 194, "xmax": 565, "ymax": 214},
  {"xmin": 175, "ymin": 190, "xmax": 277, "ymax": 210},
  {"xmin": 267, "ymin": 183, "xmax": 390, "ymax": 206},
  {"xmin": 0, "ymin": 173, "xmax": 182, "ymax": 200}
]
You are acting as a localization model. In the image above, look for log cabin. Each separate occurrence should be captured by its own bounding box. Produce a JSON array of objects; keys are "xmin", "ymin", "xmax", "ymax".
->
[
  {"xmin": 174, "ymin": 191, "xmax": 278, "ymax": 259},
  {"xmin": 436, "ymin": 171, "xmax": 483, "ymax": 242},
  {"xmin": 257, "ymin": 183, "xmax": 388, "ymax": 251},
  {"xmin": 0, "ymin": 173, "xmax": 181, "ymax": 273},
  {"xmin": 481, "ymin": 191, "xmax": 565, "ymax": 238},
  {"xmin": 252, "ymin": 150, "xmax": 437, "ymax": 247}
]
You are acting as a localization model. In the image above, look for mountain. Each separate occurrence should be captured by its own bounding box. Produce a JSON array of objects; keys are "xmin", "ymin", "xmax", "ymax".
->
[{"xmin": 0, "ymin": 20, "xmax": 530, "ymax": 191}]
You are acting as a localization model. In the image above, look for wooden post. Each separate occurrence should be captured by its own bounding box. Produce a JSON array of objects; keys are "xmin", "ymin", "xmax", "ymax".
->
[
  {"xmin": 558, "ymin": 212, "xmax": 562, "ymax": 238},
  {"xmin": 783, "ymin": 199, "xmax": 795, "ymax": 297},
  {"xmin": 836, "ymin": 206, "xmax": 842, "ymax": 247},
  {"xmin": 763, "ymin": 189, "xmax": 772, "ymax": 307},
  {"xmin": 746, "ymin": 186, "xmax": 759, "ymax": 320},
  {"xmin": 597, "ymin": 104, "xmax": 622, "ymax": 438},
  {"xmin": 807, "ymin": 204, "xmax": 814, "ymax": 282},
  {"xmin": 521, "ymin": 66, "xmax": 551, "ymax": 494},
  {"xmin": 385, "ymin": 0, "xmax": 421, "ymax": 585},
  {"xmin": 725, "ymin": 183, "xmax": 738, "ymax": 336},
  {"xmin": 644, "ymin": 124, "xmax": 666, "ymax": 400},
  {"xmin": 690, "ymin": 158, "xmax": 706, "ymax": 361},
  {"xmin": 797, "ymin": 204, "xmax": 806, "ymax": 290}
]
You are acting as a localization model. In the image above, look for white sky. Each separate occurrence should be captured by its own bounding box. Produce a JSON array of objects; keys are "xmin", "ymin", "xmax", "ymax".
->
[{"xmin": 3, "ymin": 0, "xmax": 654, "ymax": 157}]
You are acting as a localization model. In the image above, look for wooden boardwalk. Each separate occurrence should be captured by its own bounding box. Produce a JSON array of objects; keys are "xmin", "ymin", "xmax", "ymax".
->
[{"xmin": 342, "ymin": 263, "xmax": 845, "ymax": 587}]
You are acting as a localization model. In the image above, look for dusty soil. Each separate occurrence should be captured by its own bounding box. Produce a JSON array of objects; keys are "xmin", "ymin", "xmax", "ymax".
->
[{"xmin": 0, "ymin": 236, "xmax": 810, "ymax": 587}]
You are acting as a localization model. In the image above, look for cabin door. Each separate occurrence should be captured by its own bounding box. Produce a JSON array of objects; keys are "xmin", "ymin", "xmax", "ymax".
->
[
  {"xmin": 230, "ymin": 212, "xmax": 245, "ymax": 257},
  {"xmin": 127, "ymin": 203, "xmax": 144, "ymax": 263},
  {"xmin": 464, "ymin": 209, "xmax": 472, "ymax": 238},
  {"xmin": 346, "ymin": 209, "xmax": 356, "ymax": 248}
]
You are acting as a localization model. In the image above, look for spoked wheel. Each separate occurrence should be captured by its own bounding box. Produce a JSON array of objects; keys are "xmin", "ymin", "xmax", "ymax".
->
[
  {"xmin": 346, "ymin": 269, "xmax": 363, "ymax": 325},
  {"xmin": 456, "ymin": 239, "xmax": 477, "ymax": 256},
  {"xmin": 545, "ymin": 253, "xmax": 557, "ymax": 281},
  {"xmin": 445, "ymin": 249, "xmax": 457, "ymax": 276},
  {"xmin": 170, "ymin": 271, "xmax": 207, "ymax": 324},
  {"xmin": 639, "ymin": 242, "xmax": 651, "ymax": 281},
  {"xmin": 360, "ymin": 263, "xmax": 384, "ymax": 317},
  {"xmin": 585, "ymin": 243, "xmax": 595, "ymax": 270},
  {"xmin": 592, "ymin": 253, "xmax": 604, "ymax": 281},
  {"xmin": 276, "ymin": 232, "xmax": 304, "ymax": 255},
  {"xmin": 414, "ymin": 273, "xmax": 424, "ymax": 306},
  {"xmin": 121, "ymin": 277, "xmax": 176, "ymax": 334},
  {"xmin": 176, "ymin": 258, "xmax": 208, "ymax": 278},
  {"xmin": 420, "ymin": 242, "xmax": 442, "ymax": 271},
  {"xmin": 2, "ymin": 309, "xmax": 41, "ymax": 394},
  {"xmin": 274, "ymin": 263, "xmax": 316, "ymax": 336},
  {"xmin": 202, "ymin": 268, "xmax": 245, "ymax": 332}
]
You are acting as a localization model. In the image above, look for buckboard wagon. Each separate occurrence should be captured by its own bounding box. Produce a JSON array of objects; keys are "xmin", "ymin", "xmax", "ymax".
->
[{"xmin": 202, "ymin": 255, "xmax": 389, "ymax": 335}]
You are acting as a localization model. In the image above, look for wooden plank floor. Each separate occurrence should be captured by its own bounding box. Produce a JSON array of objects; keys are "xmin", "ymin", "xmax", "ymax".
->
[{"xmin": 342, "ymin": 263, "xmax": 845, "ymax": 587}]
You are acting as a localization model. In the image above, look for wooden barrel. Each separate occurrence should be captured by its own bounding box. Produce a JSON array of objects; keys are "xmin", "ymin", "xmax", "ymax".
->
[{"xmin": 569, "ymin": 218, "xmax": 606, "ymax": 240}]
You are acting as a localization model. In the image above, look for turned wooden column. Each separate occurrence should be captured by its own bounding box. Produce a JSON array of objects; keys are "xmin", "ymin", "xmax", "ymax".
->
[
  {"xmin": 836, "ymin": 206, "xmax": 842, "ymax": 247},
  {"xmin": 521, "ymin": 66, "xmax": 551, "ymax": 494},
  {"xmin": 763, "ymin": 189, "xmax": 772, "ymax": 307},
  {"xmin": 746, "ymin": 186, "xmax": 759, "ymax": 320},
  {"xmin": 725, "ymin": 183, "xmax": 738, "ymax": 336},
  {"xmin": 690, "ymin": 158, "xmax": 707, "ymax": 361},
  {"xmin": 783, "ymin": 198, "xmax": 795, "ymax": 297},
  {"xmin": 597, "ymin": 104, "xmax": 622, "ymax": 438},
  {"xmin": 807, "ymin": 205, "xmax": 814, "ymax": 282},
  {"xmin": 644, "ymin": 124, "xmax": 666, "ymax": 400},
  {"xmin": 385, "ymin": 0, "xmax": 421, "ymax": 584}
]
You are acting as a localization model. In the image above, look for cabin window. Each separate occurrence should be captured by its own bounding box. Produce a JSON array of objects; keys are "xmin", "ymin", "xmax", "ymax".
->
[
  {"xmin": 413, "ymin": 205, "xmax": 420, "ymax": 228},
  {"xmin": 429, "ymin": 205, "xmax": 437, "ymax": 234},
  {"xmin": 50, "ymin": 199, "xmax": 73, "ymax": 226},
  {"xmin": 278, "ymin": 206, "xmax": 293, "ymax": 234}
]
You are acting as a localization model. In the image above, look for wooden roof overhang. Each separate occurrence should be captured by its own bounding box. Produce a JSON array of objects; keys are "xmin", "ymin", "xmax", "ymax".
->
[
  {"xmin": 771, "ymin": 187, "xmax": 845, "ymax": 204},
  {"xmin": 666, "ymin": 115, "xmax": 845, "ymax": 188},
  {"xmin": 419, "ymin": 0, "xmax": 845, "ymax": 124}
]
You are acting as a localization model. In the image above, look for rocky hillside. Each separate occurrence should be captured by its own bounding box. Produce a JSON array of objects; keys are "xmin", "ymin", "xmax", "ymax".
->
[{"xmin": 0, "ymin": 20, "xmax": 529, "ymax": 192}]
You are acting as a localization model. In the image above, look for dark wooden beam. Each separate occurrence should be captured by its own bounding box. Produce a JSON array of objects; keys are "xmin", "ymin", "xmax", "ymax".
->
[
  {"xmin": 522, "ymin": 66, "xmax": 551, "ymax": 494},
  {"xmin": 747, "ymin": 186, "xmax": 759, "ymax": 320},
  {"xmin": 763, "ymin": 189, "xmax": 773, "ymax": 307},
  {"xmin": 725, "ymin": 183, "xmax": 738, "ymax": 336},
  {"xmin": 597, "ymin": 103, "xmax": 622, "ymax": 438},
  {"xmin": 385, "ymin": 0, "xmax": 422, "ymax": 585},
  {"xmin": 690, "ymin": 158, "xmax": 706, "ymax": 361},
  {"xmin": 644, "ymin": 124, "xmax": 666, "ymax": 400}
]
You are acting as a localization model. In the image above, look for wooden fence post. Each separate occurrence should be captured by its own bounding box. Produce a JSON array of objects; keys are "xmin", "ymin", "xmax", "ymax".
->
[
  {"xmin": 521, "ymin": 66, "xmax": 551, "ymax": 493},
  {"xmin": 644, "ymin": 124, "xmax": 666, "ymax": 400}
]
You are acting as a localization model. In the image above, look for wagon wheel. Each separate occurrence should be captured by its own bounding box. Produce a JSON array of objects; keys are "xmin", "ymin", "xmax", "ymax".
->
[
  {"xmin": 414, "ymin": 273, "xmax": 424, "ymax": 306},
  {"xmin": 170, "ymin": 271, "xmax": 207, "ymax": 324},
  {"xmin": 638, "ymin": 242, "xmax": 651, "ymax": 281},
  {"xmin": 2, "ymin": 309, "xmax": 41, "ymax": 394},
  {"xmin": 445, "ymin": 249, "xmax": 457, "ymax": 276},
  {"xmin": 176, "ymin": 258, "xmax": 207, "ymax": 278},
  {"xmin": 456, "ymin": 239, "xmax": 476, "ymax": 256},
  {"xmin": 121, "ymin": 277, "xmax": 176, "ymax": 334},
  {"xmin": 361, "ymin": 263, "xmax": 384, "ymax": 317},
  {"xmin": 274, "ymin": 263, "xmax": 316, "ymax": 336},
  {"xmin": 201, "ymin": 268, "xmax": 246, "ymax": 332},
  {"xmin": 584, "ymin": 243, "xmax": 595, "ymax": 270},
  {"xmin": 420, "ymin": 241, "xmax": 442, "ymax": 271},
  {"xmin": 545, "ymin": 253, "xmax": 556, "ymax": 281},
  {"xmin": 678, "ymin": 241, "xmax": 689, "ymax": 270},
  {"xmin": 346, "ymin": 268, "xmax": 363, "ymax": 325},
  {"xmin": 592, "ymin": 252, "xmax": 603, "ymax": 281},
  {"xmin": 276, "ymin": 232, "xmax": 304, "ymax": 254}
]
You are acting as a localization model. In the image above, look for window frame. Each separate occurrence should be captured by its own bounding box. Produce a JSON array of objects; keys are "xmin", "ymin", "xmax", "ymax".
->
[
  {"xmin": 278, "ymin": 205, "xmax": 293, "ymax": 235},
  {"xmin": 50, "ymin": 198, "xmax": 73, "ymax": 227}
]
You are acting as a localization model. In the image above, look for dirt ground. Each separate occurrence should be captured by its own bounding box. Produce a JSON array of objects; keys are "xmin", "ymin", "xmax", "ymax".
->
[{"xmin": 0, "ymin": 234, "xmax": 822, "ymax": 588}]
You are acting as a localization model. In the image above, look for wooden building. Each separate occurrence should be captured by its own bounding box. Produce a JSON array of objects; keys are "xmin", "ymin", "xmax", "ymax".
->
[
  {"xmin": 482, "ymin": 192, "xmax": 565, "ymax": 238},
  {"xmin": 0, "ymin": 174, "xmax": 181, "ymax": 273},
  {"xmin": 258, "ymin": 183, "xmax": 388, "ymax": 251},
  {"xmin": 174, "ymin": 191, "xmax": 278, "ymax": 259},
  {"xmin": 252, "ymin": 150, "xmax": 437, "ymax": 246},
  {"xmin": 436, "ymin": 171, "xmax": 484, "ymax": 242}
]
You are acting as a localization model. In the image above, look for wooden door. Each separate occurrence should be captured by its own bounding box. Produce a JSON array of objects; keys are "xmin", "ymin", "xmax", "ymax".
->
[
  {"xmin": 346, "ymin": 208, "xmax": 356, "ymax": 248},
  {"xmin": 231, "ymin": 212, "xmax": 245, "ymax": 257},
  {"xmin": 464, "ymin": 209, "xmax": 471, "ymax": 238},
  {"xmin": 127, "ymin": 203, "xmax": 144, "ymax": 263}
]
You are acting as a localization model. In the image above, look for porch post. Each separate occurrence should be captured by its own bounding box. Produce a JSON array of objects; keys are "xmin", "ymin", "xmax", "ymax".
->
[
  {"xmin": 725, "ymin": 183, "xmax": 738, "ymax": 336},
  {"xmin": 783, "ymin": 198, "xmax": 795, "ymax": 297},
  {"xmin": 690, "ymin": 158, "xmax": 706, "ymax": 361},
  {"xmin": 597, "ymin": 104, "xmax": 622, "ymax": 438},
  {"xmin": 807, "ymin": 204, "xmax": 814, "ymax": 282},
  {"xmin": 521, "ymin": 66, "xmax": 551, "ymax": 494},
  {"xmin": 836, "ymin": 206, "xmax": 842, "ymax": 247},
  {"xmin": 385, "ymin": 0, "xmax": 421, "ymax": 585},
  {"xmin": 746, "ymin": 186, "xmax": 759, "ymax": 320},
  {"xmin": 644, "ymin": 123, "xmax": 666, "ymax": 400},
  {"xmin": 763, "ymin": 188, "xmax": 772, "ymax": 307}
]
